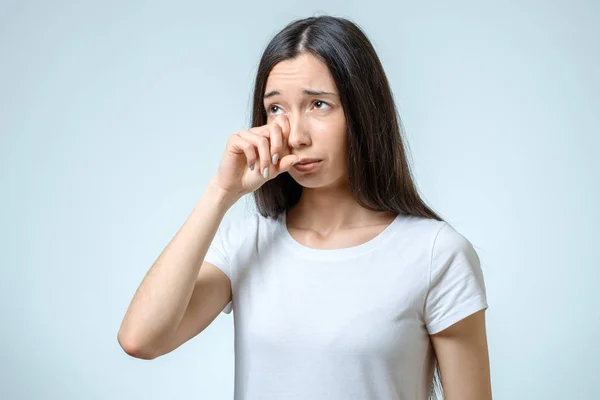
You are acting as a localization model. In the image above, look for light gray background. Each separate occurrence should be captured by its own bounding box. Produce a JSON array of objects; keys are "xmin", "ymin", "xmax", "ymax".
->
[{"xmin": 1, "ymin": 1, "xmax": 598, "ymax": 399}]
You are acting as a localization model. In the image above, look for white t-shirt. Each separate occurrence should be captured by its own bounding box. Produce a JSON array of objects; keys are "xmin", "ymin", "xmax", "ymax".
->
[{"xmin": 204, "ymin": 210, "xmax": 488, "ymax": 400}]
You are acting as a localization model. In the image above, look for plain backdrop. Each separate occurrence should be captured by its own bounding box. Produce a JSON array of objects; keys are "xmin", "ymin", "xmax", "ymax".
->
[{"xmin": 1, "ymin": 1, "xmax": 598, "ymax": 399}]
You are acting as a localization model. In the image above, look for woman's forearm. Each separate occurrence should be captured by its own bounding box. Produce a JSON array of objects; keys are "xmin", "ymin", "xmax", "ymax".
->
[{"xmin": 117, "ymin": 180, "xmax": 238, "ymax": 356}]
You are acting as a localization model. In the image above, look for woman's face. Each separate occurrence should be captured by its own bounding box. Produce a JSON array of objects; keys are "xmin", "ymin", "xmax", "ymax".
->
[{"xmin": 264, "ymin": 52, "xmax": 348, "ymax": 188}]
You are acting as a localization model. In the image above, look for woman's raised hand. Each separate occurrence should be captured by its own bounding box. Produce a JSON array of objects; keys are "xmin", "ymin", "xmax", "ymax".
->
[{"xmin": 211, "ymin": 114, "xmax": 300, "ymax": 200}]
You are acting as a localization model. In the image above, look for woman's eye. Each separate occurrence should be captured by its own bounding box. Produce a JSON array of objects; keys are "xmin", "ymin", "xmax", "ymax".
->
[
  {"xmin": 314, "ymin": 100, "xmax": 329, "ymax": 109},
  {"xmin": 267, "ymin": 102, "xmax": 328, "ymax": 116}
]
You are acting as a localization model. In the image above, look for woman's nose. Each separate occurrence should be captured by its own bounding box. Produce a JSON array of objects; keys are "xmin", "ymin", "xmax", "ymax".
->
[{"xmin": 285, "ymin": 113, "xmax": 311, "ymax": 148}]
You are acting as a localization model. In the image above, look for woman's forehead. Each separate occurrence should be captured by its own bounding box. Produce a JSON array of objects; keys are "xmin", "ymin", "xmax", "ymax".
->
[{"xmin": 265, "ymin": 54, "xmax": 336, "ymax": 95}]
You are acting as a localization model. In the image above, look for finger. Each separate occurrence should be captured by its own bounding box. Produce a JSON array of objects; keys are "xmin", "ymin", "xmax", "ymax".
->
[
  {"xmin": 251, "ymin": 116, "xmax": 289, "ymax": 160},
  {"xmin": 249, "ymin": 124, "xmax": 281, "ymax": 168},
  {"xmin": 238, "ymin": 130, "xmax": 272, "ymax": 179},
  {"xmin": 230, "ymin": 134, "xmax": 258, "ymax": 170},
  {"xmin": 248, "ymin": 125, "xmax": 269, "ymax": 137},
  {"xmin": 266, "ymin": 122, "xmax": 283, "ymax": 165},
  {"xmin": 272, "ymin": 114, "xmax": 291, "ymax": 149},
  {"xmin": 275, "ymin": 153, "xmax": 300, "ymax": 173}
]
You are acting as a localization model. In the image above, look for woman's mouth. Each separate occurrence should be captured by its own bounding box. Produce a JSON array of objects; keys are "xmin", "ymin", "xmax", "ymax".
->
[{"xmin": 293, "ymin": 159, "xmax": 322, "ymax": 172}]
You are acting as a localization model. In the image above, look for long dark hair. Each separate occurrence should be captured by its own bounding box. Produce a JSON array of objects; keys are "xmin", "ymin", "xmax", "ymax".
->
[{"xmin": 249, "ymin": 15, "xmax": 445, "ymax": 398}]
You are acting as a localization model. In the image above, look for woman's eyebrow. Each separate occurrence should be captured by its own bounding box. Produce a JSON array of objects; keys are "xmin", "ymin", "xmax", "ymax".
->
[{"xmin": 263, "ymin": 89, "xmax": 338, "ymax": 99}]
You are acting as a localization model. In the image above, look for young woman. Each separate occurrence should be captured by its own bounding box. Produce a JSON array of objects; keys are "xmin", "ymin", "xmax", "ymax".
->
[{"xmin": 118, "ymin": 15, "xmax": 492, "ymax": 400}]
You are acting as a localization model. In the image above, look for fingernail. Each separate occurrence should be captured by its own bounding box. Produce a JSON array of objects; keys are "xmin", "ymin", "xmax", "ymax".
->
[
  {"xmin": 263, "ymin": 167, "xmax": 269, "ymax": 179},
  {"xmin": 272, "ymin": 153, "xmax": 279, "ymax": 165},
  {"xmin": 291, "ymin": 160, "xmax": 300, "ymax": 166}
]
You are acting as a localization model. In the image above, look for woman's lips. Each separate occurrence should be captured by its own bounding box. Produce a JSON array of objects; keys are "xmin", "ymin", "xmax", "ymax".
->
[
  {"xmin": 297, "ymin": 157, "xmax": 321, "ymax": 164},
  {"xmin": 293, "ymin": 160, "xmax": 322, "ymax": 172}
]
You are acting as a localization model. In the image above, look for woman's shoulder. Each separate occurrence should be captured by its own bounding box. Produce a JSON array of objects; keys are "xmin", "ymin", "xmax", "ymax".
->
[
  {"xmin": 395, "ymin": 215, "xmax": 476, "ymax": 255},
  {"xmin": 220, "ymin": 209, "xmax": 281, "ymax": 237},
  {"xmin": 397, "ymin": 213, "xmax": 447, "ymax": 236}
]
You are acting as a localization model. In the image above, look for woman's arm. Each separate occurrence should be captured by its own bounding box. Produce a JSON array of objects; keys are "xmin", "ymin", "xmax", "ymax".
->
[
  {"xmin": 430, "ymin": 309, "xmax": 493, "ymax": 400},
  {"xmin": 117, "ymin": 180, "xmax": 238, "ymax": 358}
]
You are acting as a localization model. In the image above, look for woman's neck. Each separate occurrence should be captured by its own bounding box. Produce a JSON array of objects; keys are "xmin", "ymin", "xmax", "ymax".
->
[{"xmin": 287, "ymin": 186, "xmax": 396, "ymax": 233}]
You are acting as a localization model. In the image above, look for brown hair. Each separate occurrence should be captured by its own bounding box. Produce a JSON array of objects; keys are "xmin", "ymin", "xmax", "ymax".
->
[{"xmin": 249, "ymin": 15, "xmax": 445, "ymax": 398}]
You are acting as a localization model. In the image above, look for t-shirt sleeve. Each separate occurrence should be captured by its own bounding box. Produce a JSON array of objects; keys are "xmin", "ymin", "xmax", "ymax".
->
[
  {"xmin": 424, "ymin": 222, "xmax": 488, "ymax": 335},
  {"xmin": 203, "ymin": 216, "xmax": 239, "ymax": 315}
]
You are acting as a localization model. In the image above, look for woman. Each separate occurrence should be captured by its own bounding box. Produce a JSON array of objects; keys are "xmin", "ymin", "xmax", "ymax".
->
[{"xmin": 118, "ymin": 15, "xmax": 492, "ymax": 400}]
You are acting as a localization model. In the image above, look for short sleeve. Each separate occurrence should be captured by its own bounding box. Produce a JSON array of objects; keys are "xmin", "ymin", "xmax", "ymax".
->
[
  {"xmin": 425, "ymin": 222, "xmax": 488, "ymax": 334},
  {"xmin": 204, "ymin": 216, "xmax": 239, "ymax": 314}
]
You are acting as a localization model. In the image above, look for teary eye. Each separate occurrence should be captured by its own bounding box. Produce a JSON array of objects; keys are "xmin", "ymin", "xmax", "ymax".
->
[
  {"xmin": 268, "ymin": 105, "xmax": 281, "ymax": 115},
  {"xmin": 314, "ymin": 100, "xmax": 329, "ymax": 109}
]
